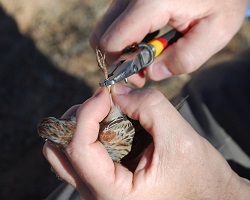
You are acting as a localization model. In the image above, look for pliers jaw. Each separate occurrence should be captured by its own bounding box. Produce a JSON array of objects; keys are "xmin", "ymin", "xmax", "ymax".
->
[{"xmin": 99, "ymin": 43, "xmax": 155, "ymax": 87}]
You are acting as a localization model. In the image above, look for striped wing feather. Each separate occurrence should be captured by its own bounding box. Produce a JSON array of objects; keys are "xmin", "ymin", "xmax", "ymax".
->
[{"xmin": 99, "ymin": 115, "xmax": 135, "ymax": 162}]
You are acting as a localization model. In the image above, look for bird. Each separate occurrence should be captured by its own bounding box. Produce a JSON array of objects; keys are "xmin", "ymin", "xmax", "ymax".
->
[
  {"xmin": 38, "ymin": 48, "xmax": 151, "ymax": 163},
  {"xmin": 37, "ymin": 48, "xmax": 186, "ymax": 166}
]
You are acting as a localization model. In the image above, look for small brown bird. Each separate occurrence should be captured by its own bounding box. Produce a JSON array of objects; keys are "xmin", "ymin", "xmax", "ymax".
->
[{"xmin": 38, "ymin": 48, "xmax": 151, "ymax": 163}]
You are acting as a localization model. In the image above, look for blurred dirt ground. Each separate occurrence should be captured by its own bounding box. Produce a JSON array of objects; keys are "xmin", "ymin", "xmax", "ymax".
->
[{"xmin": 0, "ymin": 0, "xmax": 249, "ymax": 199}]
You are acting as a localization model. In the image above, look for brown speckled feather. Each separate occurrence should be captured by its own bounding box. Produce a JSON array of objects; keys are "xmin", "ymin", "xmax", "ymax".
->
[
  {"xmin": 37, "ymin": 48, "xmax": 149, "ymax": 162},
  {"xmin": 37, "ymin": 99, "xmax": 141, "ymax": 162},
  {"xmin": 38, "ymin": 116, "xmax": 76, "ymax": 150},
  {"xmin": 37, "ymin": 48, "xmax": 185, "ymax": 164}
]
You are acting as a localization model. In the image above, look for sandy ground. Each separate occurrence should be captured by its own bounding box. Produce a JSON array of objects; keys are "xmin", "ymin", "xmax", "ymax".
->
[{"xmin": 0, "ymin": 0, "xmax": 249, "ymax": 199}]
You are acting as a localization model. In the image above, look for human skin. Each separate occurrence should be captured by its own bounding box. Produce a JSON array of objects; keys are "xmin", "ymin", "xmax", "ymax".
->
[
  {"xmin": 89, "ymin": 0, "xmax": 249, "ymax": 87},
  {"xmin": 43, "ymin": 84, "xmax": 250, "ymax": 199}
]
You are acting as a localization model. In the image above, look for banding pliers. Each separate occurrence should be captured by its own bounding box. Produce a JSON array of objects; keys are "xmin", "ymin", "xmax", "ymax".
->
[{"xmin": 99, "ymin": 29, "xmax": 182, "ymax": 87}]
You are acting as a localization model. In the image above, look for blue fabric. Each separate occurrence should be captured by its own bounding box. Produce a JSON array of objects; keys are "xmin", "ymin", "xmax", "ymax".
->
[{"xmin": 246, "ymin": 3, "xmax": 250, "ymax": 17}]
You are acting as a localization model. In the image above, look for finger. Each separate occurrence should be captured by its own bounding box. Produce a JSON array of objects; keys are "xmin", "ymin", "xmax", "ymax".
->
[
  {"xmin": 71, "ymin": 87, "xmax": 110, "ymax": 145},
  {"xmin": 111, "ymin": 83, "xmax": 196, "ymax": 183},
  {"xmin": 112, "ymin": 84, "xmax": 191, "ymax": 146},
  {"xmin": 100, "ymin": 1, "xmax": 170, "ymax": 52},
  {"xmin": 43, "ymin": 143, "xmax": 80, "ymax": 187},
  {"xmin": 127, "ymin": 70, "xmax": 146, "ymax": 88},
  {"xmin": 145, "ymin": 16, "xmax": 237, "ymax": 80},
  {"xmin": 43, "ymin": 143, "xmax": 95, "ymax": 199},
  {"xmin": 89, "ymin": 0, "xmax": 131, "ymax": 50},
  {"xmin": 134, "ymin": 143, "xmax": 154, "ymax": 173},
  {"xmin": 64, "ymin": 87, "xmax": 133, "ymax": 198}
]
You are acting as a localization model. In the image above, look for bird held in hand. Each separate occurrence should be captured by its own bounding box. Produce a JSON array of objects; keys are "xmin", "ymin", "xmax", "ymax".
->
[{"xmin": 38, "ymin": 48, "xmax": 151, "ymax": 163}]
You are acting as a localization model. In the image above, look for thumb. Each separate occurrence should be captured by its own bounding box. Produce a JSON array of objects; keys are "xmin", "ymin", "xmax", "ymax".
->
[
  {"xmin": 64, "ymin": 87, "xmax": 134, "ymax": 199},
  {"xmin": 112, "ymin": 84, "xmax": 190, "ymax": 146},
  {"xmin": 145, "ymin": 18, "xmax": 233, "ymax": 80}
]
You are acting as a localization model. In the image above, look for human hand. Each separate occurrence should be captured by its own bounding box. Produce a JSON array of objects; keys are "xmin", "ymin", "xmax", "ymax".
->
[
  {"xmin": 43, "ymin": 84, "xmax": 250, "ymax": 199},
  {"xmin": 90, "ymin": 0, "xmax": 248, "ymax": 87}
]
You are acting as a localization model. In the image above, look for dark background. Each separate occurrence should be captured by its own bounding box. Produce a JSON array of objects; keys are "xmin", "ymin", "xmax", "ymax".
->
[{"xmin": 0, "ymin": 0, "xmax": 249, "ymax": 199}]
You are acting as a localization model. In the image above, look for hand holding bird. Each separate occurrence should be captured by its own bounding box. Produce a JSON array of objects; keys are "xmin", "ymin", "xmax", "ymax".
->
[
  {"xmin": 43, "ymin": 83, "xmax": 247, "ymax": 200},
  {"xmin": 38, "ymin": 48, "xmax": 152, "ymax": 164}
]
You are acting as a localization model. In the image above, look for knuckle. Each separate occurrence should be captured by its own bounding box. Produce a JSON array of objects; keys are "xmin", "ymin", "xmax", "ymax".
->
[
  {"xmin": 142, "ymin": 89, "xmax": 166, "ymax": 108},
  {"xmin": 173, "ymin": 48, "xmax": 198, "ymax": 74},
  {"xmin": 128, "ymin": 89, "xmax": 167, "ymax": 122},
  {"xmin": 65, "ymin": 142, "xmax": 81, "ymax": 159},
  {"xmin": 177, "ymin": 135, "xmax": 200, "ymax": 158},
  {"xmin": 138, "ymin": 89, "xmax": 168, "ymax": 119}
]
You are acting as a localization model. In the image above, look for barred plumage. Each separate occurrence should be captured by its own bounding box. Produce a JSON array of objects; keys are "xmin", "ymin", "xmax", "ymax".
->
[
  {"xmin": 37, "ymin": 48, "xmax": 142, "ymax": 162},
  {"xmin": 38, "ymin": 48, "xmax": 186, "ymax": 165},
  {"xmin": 38, "ymin": 102, "xmax": 136, "ymax": 162},
  {"xmin": 38, "ymin": 116, "xmax": 76, "ymax": 150},
  {"xmin": 99, "ymin": 108, "xmax": 135, "ymax": 162}
]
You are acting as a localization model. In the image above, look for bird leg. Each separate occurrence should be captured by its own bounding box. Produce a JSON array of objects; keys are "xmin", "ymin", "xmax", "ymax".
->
[{"xmin": 96, "ymin": 47, "xmax": 108, "ymax": 80}]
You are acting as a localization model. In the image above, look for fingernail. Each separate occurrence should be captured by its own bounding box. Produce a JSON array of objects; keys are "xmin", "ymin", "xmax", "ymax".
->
[
  {"xmin": 113, "ymin": 83, "xmax": 132, "ymax": 95},
  {"xmin": 152, "ymin": 61, "xmax": 172, "ymax": 80}
]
